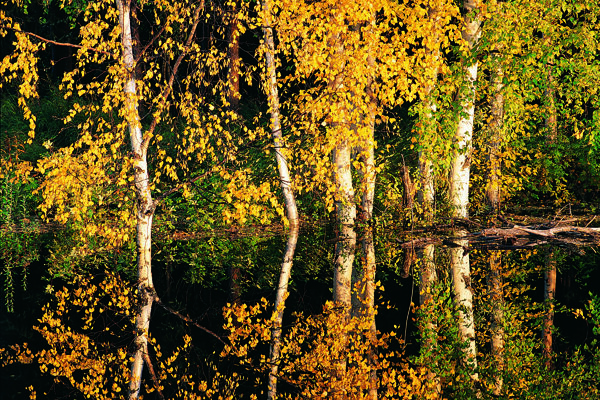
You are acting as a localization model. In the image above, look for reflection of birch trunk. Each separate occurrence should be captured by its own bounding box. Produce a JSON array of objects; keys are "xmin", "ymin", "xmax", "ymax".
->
[
  {"xmin": 543, "ymin": 250, "xmax": 556, "ymax": 369},
  {"xmin": 267, "ymin": 225, "xmax": 299, "ymax": 399},
  {"xmin": 451, "ymin": 242, "xmax": 479, "ymax": 383},
  {"xmin": 487, "ymin": 251, "xmax": 504, "ymax": 395},
  {"xmin": 357, "ymin": 83, "xmax": 377, "ymax": 400},
  {"xmin": 419, "ymin": 244, "xmax": 441, "ymax": 397},
  {"xmin": 333, "ymin": 138, "xmax": 356, "ymax": 314},
  {"xmin": 261, "ymin": 2, "xmax": 300, "ymax": 398}
]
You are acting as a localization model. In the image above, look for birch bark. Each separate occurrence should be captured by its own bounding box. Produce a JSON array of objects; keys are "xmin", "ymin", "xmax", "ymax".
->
[
  {"xmin": 117, "ymin": 1, "xmax": 204, "ymax": 397},
  {"xmin": 450, "ymin": 0, "xmax": 481, "ymax": 219},
  {"xmin": 450, "ymin": 0, "xmax": 482, "ymax": 388},
  {"xmin": 261, "ymin": 1, "xmax": 300, "ymax": 398},
  {"xmin": 357, "ymin": 35, "xmax": 377, "ymax": 398},
  {"xmin": 116, "ymin": 2, "xmax": 155, "ymax": 399}
]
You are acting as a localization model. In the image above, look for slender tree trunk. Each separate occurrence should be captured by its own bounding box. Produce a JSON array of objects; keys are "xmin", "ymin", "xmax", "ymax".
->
[
  {"xmin": 486, "ymin": 54, "xmax": 504, "ymax": 212},
  {"xmin": 451, "ymin": 243, "xmax": 478, "ymax": 384},
  {"xmin": 227, "ymin": 1, "xmax": 240, "ymax": 111},
  {"xmin": 449, "ymin": 0, "xmax": 481, "ymax": 388},
  {"xmin": 117, "ymin": 2, "xmax": 156, "ymax": 399},
  {"xmin": 118, "ymin": 2, "xmax": 204, "ymax": 397},
  {"xmin": 357, "ymin": 48, "xmax": 377, "ymax": 399},
  {"xmin": 450, "ymin": 0, "xmax": 481, "ymax": 219},
  {"xmin": 415, "ymin": 5, "xmax": 444, "ymax": 396},
  {"xmin": 485, "ymin": 25, "xmax": 506, "ymax": 389},
  {"xmin": 541, "ymin": 33, "xmax": 557, "ymax": 190},
  {"xmin": 419, "ymin": 243, "xmax": 441, "ymax": 398},
  {"xmin": 333, "ymin": 138, "xmax": 356, "ymax": 314},
  {"xmin": 417, "ymin": 0, "xmax": 442, "ymax": 222},
  {"xmin": 261, "ymin": 2, "xmax": 300, "ymax": 398},
  {"xmin": 543, "ymin": 250, "xmax": 556, "ymax": 369},
  {"xmin": 487, "ymin": 250, "xmax": 504, "ymax": 395},
  {"xmin": 541, "ymin": 30, "xmax": 558, "ymax": 370}
]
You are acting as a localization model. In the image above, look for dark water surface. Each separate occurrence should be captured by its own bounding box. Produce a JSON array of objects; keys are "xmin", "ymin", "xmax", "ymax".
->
[{"xmin": 1, "ymin": 225, "xmax": 599, "ymax": 399}]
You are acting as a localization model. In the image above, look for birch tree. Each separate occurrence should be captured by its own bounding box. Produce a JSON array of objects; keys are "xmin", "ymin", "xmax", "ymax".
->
[
  {"xmin": 260, "ymin": 0, "xmax": 300, "ymax": 397},
  {"xmin": 450, "ymin": 0, "xmax": 482, "ymax": 388},
  {"xmin": 1, "ymin": 1, "xmax": 246, "ymax": 397}
]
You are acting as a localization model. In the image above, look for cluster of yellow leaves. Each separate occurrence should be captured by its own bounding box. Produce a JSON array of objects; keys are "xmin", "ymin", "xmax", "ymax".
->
[
  {"xmin": 0, "ymin": 11, "xmax": 43, "ymax": 143},
  {"xmin": 220, "ymin": 298, "xmax": 437, "ymax": 399},
  {"xmin": 0, "ymin": 272, "xmax": 133, "ymax": 399},
  {"xmin": 0, "ymin": 271, "xmax": 248, "ymax": 399},
  {"xmin": 221, "ymin": 169, "xmax": 283, "ymax": 225}
]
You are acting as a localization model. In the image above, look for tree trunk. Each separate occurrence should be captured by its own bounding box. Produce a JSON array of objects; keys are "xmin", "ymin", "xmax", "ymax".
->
[
  {"xmin": 487, "ymin": 250, "xmax": 504, "ymax": 395},
  {"xmin": 419, "ymin": 243, "xmax": 441, "ymax": 398},
  {"xmin": 486, "ymin": 54, "xmax": 504, "ymax": 212},
  {"xmin": 417, "ymin": 1, "xmax": 443, "ymax": 221},
  {"xmin": 543, "ymin": 250, "xmax": 556, "ymax": 369},
  {"xmin": 116, "ymin": 2, "xmax": 156, "ymax": 399},
  {"xmin": 450, "ymin": 0, "xmax": 481, "ymax": 389},
  {"xmin": 333, "ymin": 138, "xmax": 356, "ymax": 314},
  {"xmin": 451, "ymin": 243, "xmax": 478, "ymax": 384},
  {"xmin": 450, "ymin": 0, "xmax": 481, "ymax": 219},
  {"xmin": 227, "ymin": 1, "xmax": 240, "ymax": 111},
  {"xmin": 261, "ymin": 2, "xmax": 300, "ymax": 398},
  {"xmin": 357, "ymin": 50, "xmax": 377, "ymax": 399}
]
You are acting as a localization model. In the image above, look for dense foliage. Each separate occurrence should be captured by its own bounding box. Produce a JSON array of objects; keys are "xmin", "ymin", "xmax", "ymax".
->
[{"xmin": 1, "ymin": 0, "xmax": 599, "ymax": 399}]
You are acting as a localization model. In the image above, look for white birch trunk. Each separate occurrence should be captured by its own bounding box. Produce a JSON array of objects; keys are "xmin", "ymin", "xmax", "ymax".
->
[
  {"xmin": 261, "ymin": 2, "xmax": 300, "ymax": 398},
  {"xmin": 333, "ymin": 138, "xmax": 356, "ymax": 313},
  {"xmin": 451, "ymin": 243, "xmax": 478, "ymax": 383},
  {"xmin": 359, "ymin": 83, "xmax": 377, "ymax": 400},
  {"xmin": 449, "ymin": 1, "xmax": 481, "ymax": 389},
  {"xmin": 450, "ymin": 0, "xmax": 482, "ymax": 220},
  {"xmin": 116, "ymin": 2, "xmax": 156, "ymax": 399}
]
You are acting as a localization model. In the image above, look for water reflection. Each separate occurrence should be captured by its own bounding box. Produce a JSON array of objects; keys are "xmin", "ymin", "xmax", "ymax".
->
[{"xmin": 1, "ymin": 226, "xmax": 599, "ymax": 399}]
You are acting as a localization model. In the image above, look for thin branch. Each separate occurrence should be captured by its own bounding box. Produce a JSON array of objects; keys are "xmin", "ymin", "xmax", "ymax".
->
[
  {"xmin": 134, "ymin": 21, "xmax": 167, "ymax": 65},
  {"xmin": 153, "ymin": 157, "xmax": 227, "ymax": 205},
  {"xmin": 142, "ymin": 352, "xmax": 166, "ymax": 400},
  {"xmin": 154, "ymin": 296, "xmax": 226, "ymax": 345},
  {"xmin": 141, "ymin": 0, "xmax": 205, "ymax": 152},
  {"xmin": 0, "ymin": 25, "xmax": 111, "ymax": 56}
]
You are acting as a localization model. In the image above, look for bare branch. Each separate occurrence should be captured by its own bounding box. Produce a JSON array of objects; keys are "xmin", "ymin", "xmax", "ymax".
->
[
  {"xmin": 154, "ymin": 296, "xmax": 226, "ymax": 345},
  {"xmin": 0, "ymin": 25, "xmax": 111, "ymax": 56}
]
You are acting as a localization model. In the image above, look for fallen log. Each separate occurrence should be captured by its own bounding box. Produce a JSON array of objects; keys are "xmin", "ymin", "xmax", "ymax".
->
[{"xmin": 398, "ymin": 224, "xmax": 600, "ymax": 250}]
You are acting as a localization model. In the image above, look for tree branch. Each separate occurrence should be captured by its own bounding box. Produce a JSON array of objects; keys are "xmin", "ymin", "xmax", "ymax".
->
[
  {"xmin": 154, "ymin": 296, "xmax": 226, "ymax": 345},
  {"xmin": 142, "ymin": 351, "xmax": 166, "ymax": 400},
  {"xmin": 141, "ymin": 0, "xmax": 205, "ymax": 152},
  {"xmin": 0, "ymin": 25, "xmax": 111, "ymax": 56}
]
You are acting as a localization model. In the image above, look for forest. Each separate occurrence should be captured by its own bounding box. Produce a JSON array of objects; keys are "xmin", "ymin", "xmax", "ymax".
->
[{"xmin": 1, "ymin": 0, "xmax": 600, "ymax": 399}]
